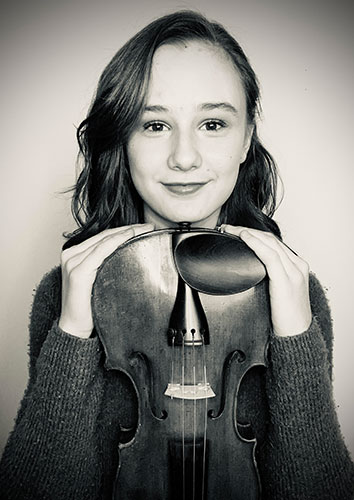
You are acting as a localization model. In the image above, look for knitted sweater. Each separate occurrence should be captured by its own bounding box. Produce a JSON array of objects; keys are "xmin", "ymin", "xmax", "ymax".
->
[{"xmin": 0, "ymin": 267, "xmax": 353, "ymax": 500}]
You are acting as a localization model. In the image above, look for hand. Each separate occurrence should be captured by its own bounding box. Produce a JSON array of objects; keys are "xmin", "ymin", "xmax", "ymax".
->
[
  {"xmin": 59, "ymin": 223, "xmax": 154, "ymax": 338},
  {"xmin": 221, "ymin": 225, "xmax": 312, "ymax": 337}
]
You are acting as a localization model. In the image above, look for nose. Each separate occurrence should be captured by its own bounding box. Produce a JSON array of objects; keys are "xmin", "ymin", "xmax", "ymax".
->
[{"xmin": 167, "ymin": 130, "xmax": 202, "ymax": 171}]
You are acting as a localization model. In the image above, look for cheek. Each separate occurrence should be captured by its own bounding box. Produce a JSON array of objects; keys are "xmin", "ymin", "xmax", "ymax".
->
[
  {"xmin": 205, "ymin": 137, "xmax": 241, "ymax": 165},
  {"xmin": 127, "ymin": 142, "xmax": 149, "ymax": 183},
  {"xmin": 216, "ymin": 162, "xmax": 240, "ymax": 200},
  {"xmin": 130, "ymin": 164, "xmax": 152, "ymax": 198},
  {"xmin": 213, "ymin": 153, "xmax": 240, "ymax": 179},
  {"xmin": 128, "ymin": 138, "xmax": 164, "ymax": 178}
]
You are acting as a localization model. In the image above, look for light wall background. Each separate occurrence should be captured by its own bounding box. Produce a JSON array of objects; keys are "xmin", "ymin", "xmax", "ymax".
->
[{"xmin": 1, "ymin": 0, "xmax": 353, "ymax": 458}]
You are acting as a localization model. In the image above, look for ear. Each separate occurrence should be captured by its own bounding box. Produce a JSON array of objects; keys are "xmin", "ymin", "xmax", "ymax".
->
[{"xmin": 240, "ymin": 125, "xmax": 254, "ymax": 164}]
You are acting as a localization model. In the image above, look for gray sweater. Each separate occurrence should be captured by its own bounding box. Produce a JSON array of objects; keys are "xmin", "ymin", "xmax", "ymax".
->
[{"xmin": 0, "ymin": 266, "xmax": 353, "ymax": 499}]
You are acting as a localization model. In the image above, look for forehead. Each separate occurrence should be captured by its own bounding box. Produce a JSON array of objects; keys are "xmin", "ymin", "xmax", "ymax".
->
[{"xmin": 146, "ymin": 41, "xmax": 246, "ymax": 112}]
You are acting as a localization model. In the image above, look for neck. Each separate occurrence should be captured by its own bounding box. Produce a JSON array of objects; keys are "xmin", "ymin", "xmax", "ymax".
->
[{"xmin": 143, "ymin": 206, "xmax": 221, "ymax": 230}]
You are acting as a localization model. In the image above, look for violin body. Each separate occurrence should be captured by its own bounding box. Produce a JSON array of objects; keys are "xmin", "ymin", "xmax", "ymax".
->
[{"xmin": 92, "ymin": 228, "xmax": 270, "ymax": 500}]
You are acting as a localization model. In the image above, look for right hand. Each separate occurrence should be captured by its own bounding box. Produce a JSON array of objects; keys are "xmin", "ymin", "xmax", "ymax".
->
[{"xmin": 58, "ymin": 223, "xmax": 154, "ymax": 338}]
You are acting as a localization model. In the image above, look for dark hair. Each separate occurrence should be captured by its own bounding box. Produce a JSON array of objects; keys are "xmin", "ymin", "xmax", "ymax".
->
[{"xmin": 64, "ymin": 10, "xmax": 281, "ymax": 248}]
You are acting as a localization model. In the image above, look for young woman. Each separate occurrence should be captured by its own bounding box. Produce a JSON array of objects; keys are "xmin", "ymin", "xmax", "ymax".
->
[{"xmin": 0, "ymin": 10, "xmax": 353, "ymax": 500}]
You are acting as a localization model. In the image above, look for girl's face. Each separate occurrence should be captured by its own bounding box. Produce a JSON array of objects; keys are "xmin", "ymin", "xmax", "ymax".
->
[{"xmin": 127, "ymin": 41, "xmax": 253, "ymax": 229}]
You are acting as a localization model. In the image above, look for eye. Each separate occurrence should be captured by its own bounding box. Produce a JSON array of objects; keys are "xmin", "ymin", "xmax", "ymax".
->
[
  {"xmin": 143, "ymin": 121, "xmax": 169, "ymax": 133},
  {"xmin": 201, "ymin": 120, "xmax": 227, "ymax": 132}
]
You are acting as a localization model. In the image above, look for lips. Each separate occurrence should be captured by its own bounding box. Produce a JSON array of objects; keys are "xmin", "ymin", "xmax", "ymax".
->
[{"xmin": 162, "ymin": 183, "xmax": 207, "ymax": 195}]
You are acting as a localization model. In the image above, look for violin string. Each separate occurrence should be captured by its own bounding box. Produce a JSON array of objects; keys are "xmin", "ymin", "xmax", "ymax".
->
[
  {"xmin": 202, "ymin": 335, "xmax": 208, "ymax": 500},
  {"xmin": 171, "ymin": 336, "xmax": 175, "ymax": 388},
  {"xmin": 182, "ymin": 333, "xmax": 185, "ymax": 500},
  {"xmin": 192, "ymin": 332, "xmax": 196, "ymax": 500}
]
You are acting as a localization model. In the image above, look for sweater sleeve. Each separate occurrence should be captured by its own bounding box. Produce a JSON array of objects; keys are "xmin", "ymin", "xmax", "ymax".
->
[
  {"xmin": 258, "ymin": 273, "xmax": 354, "ymax": 500},
  {"xmin": 0, "ymin": 268, "xmax": 108, "ymax": 500}
]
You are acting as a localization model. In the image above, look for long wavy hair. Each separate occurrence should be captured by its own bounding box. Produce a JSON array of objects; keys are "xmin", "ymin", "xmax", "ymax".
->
[{"xmin": 64, "ymin": 10, "xmax": 281, "ymax": 249}]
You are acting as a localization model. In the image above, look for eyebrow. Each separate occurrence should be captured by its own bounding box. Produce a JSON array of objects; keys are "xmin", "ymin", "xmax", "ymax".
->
[
  {"xmin": 143, "ymin": 102, "xmax": 238, "ymax": 115},
  {"xmin": 199, "ymin": 102, "xmax": 238, "ymax": 115},
  {"xmin": 144, "ymin": 105, "xmax": 169, "ymax": 113}
]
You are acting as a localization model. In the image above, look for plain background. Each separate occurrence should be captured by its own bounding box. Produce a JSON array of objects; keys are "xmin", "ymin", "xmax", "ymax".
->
[{"xmin": 0, "ymin": 0, "xmax": 353, "ymax": 459}]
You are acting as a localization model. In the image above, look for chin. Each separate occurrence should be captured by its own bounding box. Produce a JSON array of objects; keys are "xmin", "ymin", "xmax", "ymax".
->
[
  {"xmin": 145, "ymin": 202, "xmax": 220, "ymax": 229},
  {"xmin": 168, "ymin": 212, "xmax": 217, "ymax": 228}
]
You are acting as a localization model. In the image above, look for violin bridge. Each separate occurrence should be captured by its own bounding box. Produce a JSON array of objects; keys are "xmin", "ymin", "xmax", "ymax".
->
[{"xmin": 164, "ymin": 383, "xmax": 215, "ymax": 400}]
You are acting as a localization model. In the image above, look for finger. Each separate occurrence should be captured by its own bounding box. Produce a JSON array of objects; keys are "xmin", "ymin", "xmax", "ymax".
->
[
  {"xmin": 65, "ymin": 227, "xmax": 136, "ymax": 280},
  {"xmin": 84, "ymin": 228, "xmax": 147, "ymax": 273},
  {"xmin": 221, "ymin": 225, "xmax": 286, "ymax": 250},
  {"xmin": 237, "ymin": 229, "xmax": 309, "ymax": 275},
  {"xmin": 131, "ymin": 223, "xmax": 155, "ymax": 237},
  {"xmin": 63, "ymin": 223, "xmax": 154, "ymax": 257},
  {"xmin": 241, "ymin": 230, "xmax": 311, "ymax": 293},
  {"xmin": 236, "ymin": 229, "xmax": 294, "ymax": 282},
  {"xmin": 64, "ymin": 224, "xmax": 154, "ymax": 276},
  {"xmin": 220, "ymin": 224, "xmax": 266, "ymax": 238},
  {"xmin": 221, "ymin": 225, "xmax": 306, "ymax": 273},
  {"xmin": 221, "ymin": 225, "xmax": 290, "ymax": 270}
]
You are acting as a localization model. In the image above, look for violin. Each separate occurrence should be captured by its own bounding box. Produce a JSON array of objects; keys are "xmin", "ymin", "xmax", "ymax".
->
[{"xmin": 92, "ymin": 225, "xmax": 270, "ymax": 500}]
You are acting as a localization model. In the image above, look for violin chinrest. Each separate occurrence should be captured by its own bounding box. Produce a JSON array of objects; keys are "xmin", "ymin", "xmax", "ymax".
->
[{"xmin": 174, "ymin": 232, "xmax": 266, "ymax": 295}]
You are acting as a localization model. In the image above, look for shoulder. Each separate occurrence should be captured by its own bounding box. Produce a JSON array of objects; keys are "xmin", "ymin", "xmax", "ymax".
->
[
  {"xmin": 308, "ymin": 271, "xmax": 333, "ymax": 370},
  {"xmin": 35, "ymin": 265, "xmax": 62, "ymax": 295},
  {"xmin": 309, "ymin": 272, "xmax": 330, "ymax": 308},
  {"xmin": 29, "ymin": 266, "xmax": 62, "ymax": 369},
  {"xmin": 308, "ymin": 272, "xmax": 332, "ymax": 330},
  {"xmin": 32, "ymin": 265, "xmax": 62, "ymax": 312}
]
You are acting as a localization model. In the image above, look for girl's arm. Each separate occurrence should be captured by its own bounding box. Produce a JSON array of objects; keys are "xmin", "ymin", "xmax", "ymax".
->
[
  {"xmin": 0, "ymin": 223, "xmax": 154, "ymax": 500},
  {"xmin": 222, "ymin": 225, "xmax": 354, "ymax": 499},
  {"xmin": 0, "ymin": 268, "xmax": 106, "ymax": 500},
  {"xmin": 259, "ymin": 274, "xmax": 354, "ymax": 500}
]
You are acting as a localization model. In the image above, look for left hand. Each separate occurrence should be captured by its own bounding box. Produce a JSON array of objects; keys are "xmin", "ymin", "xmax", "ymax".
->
[{"xmin": 220, "ymin": 225, "xmax": 312, "ymax": 337}]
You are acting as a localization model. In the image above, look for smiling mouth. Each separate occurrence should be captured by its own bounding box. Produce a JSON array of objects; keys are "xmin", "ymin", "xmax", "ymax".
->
[{"xmin": 162, "ymin": 183, "xmax": 207, "ymax": 195}]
